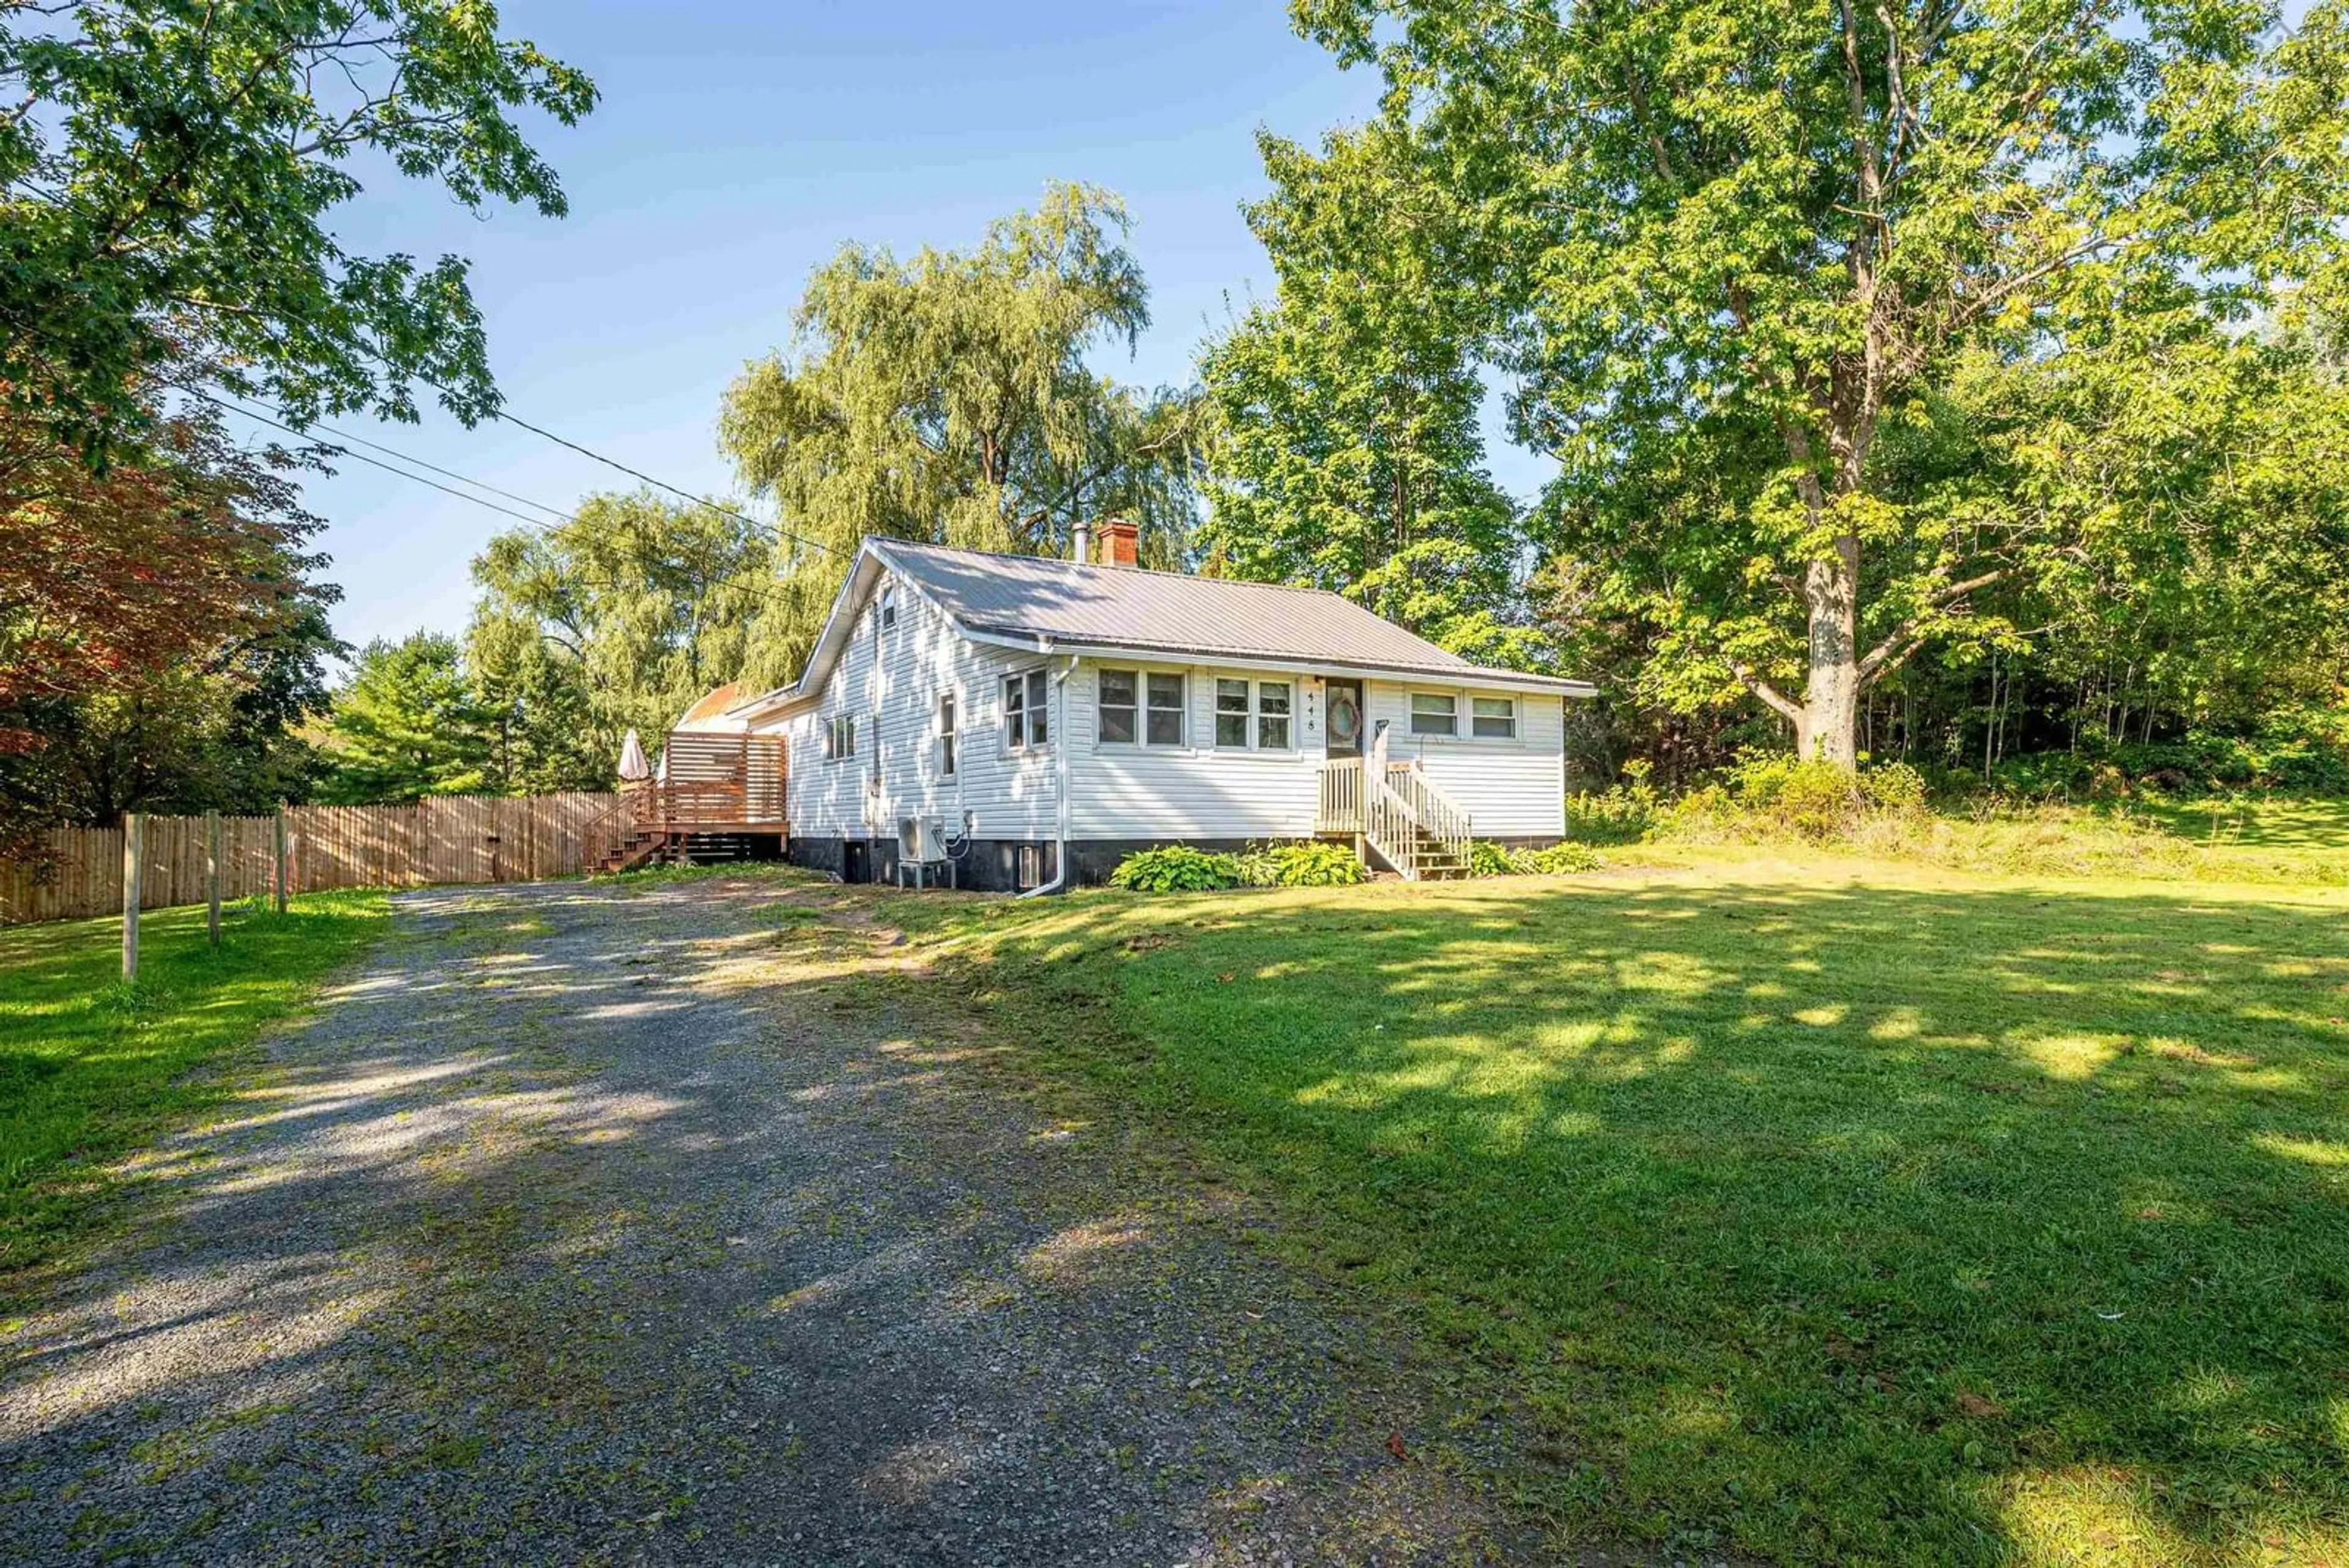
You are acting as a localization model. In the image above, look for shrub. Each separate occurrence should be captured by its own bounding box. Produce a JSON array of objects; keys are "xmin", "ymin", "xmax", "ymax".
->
[
  {"xmin": 1566, "ymin": 757, "xmax": 1662, "ymax": 844},
  {"xmin": 1705, "ymin": 754, "xmax": 1935, "ymax": 840},
  {"xmin": 1860, "ymin": 760, "xmax": 1929, "ymax": 814},
  {"xmin": 1107, "ymin": 845, "xmax": 1245, "ymax": 893},
  {"xmin": 1236, "ymin": 840, "xmax": 1368, "ymax": 888},
  {"xmin": 1724, "ymin": 754, "xmax": 1865, "ymax": 840},
  {"xmin": 1468, "ymin": 839, "xmax": 1521, "ymax": 877},
  {"xmin": 1518, "ymin": 841, "xmax": 1602, "ymax": 874},
  {"xmin": 1976, "ymin": 710, "xmax": 2349, "ymax": 800}
]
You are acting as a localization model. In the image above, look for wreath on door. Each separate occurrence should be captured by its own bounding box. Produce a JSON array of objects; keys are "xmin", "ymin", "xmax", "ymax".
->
[{"xmin": 1327, "ymin": 689, "xmax": 1362, "ymax": 748}]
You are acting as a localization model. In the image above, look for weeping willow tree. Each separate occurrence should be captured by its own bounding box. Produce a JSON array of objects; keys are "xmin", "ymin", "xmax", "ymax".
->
[
  {"xmin": 465, "ymin": 491, "xmax": 773, "ymax": 789},
  {"xmin": 718, "ymin": 182, "xmax": 1203, "ymax": 680}
]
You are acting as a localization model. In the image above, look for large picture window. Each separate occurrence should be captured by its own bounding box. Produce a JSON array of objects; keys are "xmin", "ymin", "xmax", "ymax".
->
[
  {"xmin": 1003, "ymin": 669, "xmax": 1048, "ymax": 751},
  {"xmin": 1471, "ymin": 696, "xmax": 1516, "ymax": 739},
  {"xmin": 1409, "ymin": 693, "xmax": 1458, "ymax": 737}
]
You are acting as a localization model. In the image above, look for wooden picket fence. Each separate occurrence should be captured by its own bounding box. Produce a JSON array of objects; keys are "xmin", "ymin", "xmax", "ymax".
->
[{"xmin": 1, "ymin": 792, "xmax": 621, "ymax": 926}]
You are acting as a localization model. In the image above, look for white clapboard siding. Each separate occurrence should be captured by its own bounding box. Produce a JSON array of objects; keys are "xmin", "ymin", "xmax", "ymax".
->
[
  {"xmin": 760, "ymin": 568, "xmax": 1059, "ymax": 843},
  {"xmin": 1368, "ymin": 681, "xmax": 1565, "ymax": 836},
  {"xmin": 1065, "ymin": 661, "xmax": 1321, "ymax": 840},
  {"xmin": 751, "ymin": 560, "xmax": 1567, "ymax": 847}
]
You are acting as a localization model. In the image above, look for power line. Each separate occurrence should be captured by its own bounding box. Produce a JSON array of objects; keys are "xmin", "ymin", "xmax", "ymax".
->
[
  {"xmin": 0, "ymin": 293, "xmax": 809, "ymax": 623},
  {"xmin": 188, "ymin": 386, "xmax": 807, "ymax": 613},
  {"xmin": 244, "ymin": 406, "xmax": 577, "ymax": 525},
  {"xmin": 198, "ymin": 389, "xmax": 551, "ymax": 531},
  {"xmin": 2, "ymin": 291, "xmax": 842, "ymax": 560},
  {"xmin": 417, "ymin": 376, "xmax": 841, "ymax": 559}
]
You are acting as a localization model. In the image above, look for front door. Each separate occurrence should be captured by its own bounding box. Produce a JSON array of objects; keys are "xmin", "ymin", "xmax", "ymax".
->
[{"xmin": 1324, "ymin": 678, "xmax": 1365, "ymax": 759}]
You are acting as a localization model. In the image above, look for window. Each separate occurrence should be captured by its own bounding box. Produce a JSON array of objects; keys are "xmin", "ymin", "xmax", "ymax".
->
[
  {"xmin": 1215, "ymin": 679, "xmax": 1251, "ymax": 747},
  {"xmin": 1212, "ymin": 678, "xmax": 1293, "ymax": 749},
  {"xmin": 1146, "ymin": 672, "xmax": 1184, "ymax": 746},
  {"xmin": 1100, "ymin": 669, "xmax": 1186, "ymax": 746},
  {"xmin": 1003, "ymin": 669, "xmax": 1048, "ymax": 751},
  {"xmin": 1257, "ymin": 681, "xmax": 1292, "ymax": 749},
  {"xmin": 825, "ymin": 714, "xmax": 856, "ymax": 760},
  {"xmin": 878, "ymin": 586, "xmax": 897, "ymax": 631},
  {"xmin": 1471, "ymin": 696, "xmax": 1516, "ymax": 739},
  {"xmin": 939, "ymin": 693, "xmax": 957, "ymax": 776},
  {"xmin": 1409, "ymin": 693, "xmax": 1458, "ymax": 737},
  {"xmin": 1097, "ymin": 669, "xmax": 1137, "ymax": 744}
]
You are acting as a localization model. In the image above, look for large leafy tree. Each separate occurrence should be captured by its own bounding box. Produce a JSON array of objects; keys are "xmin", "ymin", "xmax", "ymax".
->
[
  {"xmin": 466, "ymin": 491, "xmax": 772, "ymax": 779},
  {"xmin": 0, "ymin": 399, "xmax": 340, "ymax": 842},
  {"xmin": 1297, "ymin": 0, "xmax": 2349, "ymax": 764},
  {"xmin": 0, "ymin": 0, "xmax": 595, "ymax": 470},
  {"xmin": 718, "ymin": 183, "xmax": 1202, "ymax": 675},
  {"xmin": 0, "ymin": 401, "xmax": 327, "ymax": 737},
  {"xmin": 16, "ymin": 603, "xmax": 342, "ymax": 825},
  {"xmin": 1937, "ymin": 326, "xmax": 2349, "ymax": 735},
  {"xmin": 1201, "ymin": 126, "xmax": 1538, "ymax": 663}
]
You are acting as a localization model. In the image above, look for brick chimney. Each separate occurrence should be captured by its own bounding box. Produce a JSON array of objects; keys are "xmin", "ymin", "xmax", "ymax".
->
[{"xmin": 1098, "ymin": 518, "xmax": 1139, "ymax": 569}]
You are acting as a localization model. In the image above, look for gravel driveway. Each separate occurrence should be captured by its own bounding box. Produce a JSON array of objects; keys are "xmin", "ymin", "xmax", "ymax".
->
[{"xmin": 1, "ymin": 875, "xmax": 1550, "ymax": 1566}]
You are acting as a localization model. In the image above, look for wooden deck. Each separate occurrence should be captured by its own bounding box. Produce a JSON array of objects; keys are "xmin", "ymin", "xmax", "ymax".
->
[{"xmin": 586, "ymin": 734, "xmax": 786, "ymax": 872}]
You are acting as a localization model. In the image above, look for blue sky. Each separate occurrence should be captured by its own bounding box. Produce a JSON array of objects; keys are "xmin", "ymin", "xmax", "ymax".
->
[{"xmin": 288, "ymin": 1, "xmax": 1459, "ymax": 654}]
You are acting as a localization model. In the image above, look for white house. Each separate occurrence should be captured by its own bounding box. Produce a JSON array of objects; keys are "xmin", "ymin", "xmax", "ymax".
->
[{"xmin": 672, "ymin": 521, "xmax": 1593, "ymax": 891}]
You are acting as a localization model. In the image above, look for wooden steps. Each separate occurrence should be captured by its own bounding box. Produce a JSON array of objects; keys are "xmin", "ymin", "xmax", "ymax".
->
[{"xmin": 590, "ymin": 829, "xmax": 782, "ymax": 875}]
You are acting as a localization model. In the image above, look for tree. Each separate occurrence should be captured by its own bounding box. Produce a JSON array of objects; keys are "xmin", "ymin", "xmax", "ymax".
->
[
  {"xmin": 466, "ymin": 614, "xmax": 604, "ymax": 796},
  {"xmin": 0, "ymin": 403, "xmax": 325, "ymax": 727},
  {"xmin": 1201, "ymin": 124, "xmax": 1538, "ymax": 663},
  {"xmin": 20, "ymin": 598, "xmax": 346, "ymax": 823},
  {"xmin": 318, "ymin": 632, "xmax": 492, "ymax": 803},
  {"xmin": 0, "ymin": 0, "xmax": 596, "ymax": 470},
  {"xmin": 1297, "ymin": 0, "xmax": 2349, "ymax": 764},
  {"xmin": 718, "ymin": 183, "xmax": 1202, "ymax": 676},
  {"xmin": 0, "ymin": 398, "xmax": 341, "ymax": 844},
  {"xmin": 466, "ymin": 491, "xmax": 772, "ymax": 779},
  {"xmin": 1542, "ymin": 315, "xmax": 2349, "ymax": 772}
]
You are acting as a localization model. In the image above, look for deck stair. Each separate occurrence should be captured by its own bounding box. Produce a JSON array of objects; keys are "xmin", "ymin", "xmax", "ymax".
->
[
  {"xmin": 1319, "ymin": 734, "xmax": 1474, "ymax": 883},
  {"xmin": 581, "ymin": 729, "xmax": 789, "ymax": 876}
]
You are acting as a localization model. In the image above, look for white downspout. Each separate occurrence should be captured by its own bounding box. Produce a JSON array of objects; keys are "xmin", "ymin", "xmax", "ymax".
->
[{"xmin": 1017, "ymin": 650, "xmax": 1082, "ymax": 898}]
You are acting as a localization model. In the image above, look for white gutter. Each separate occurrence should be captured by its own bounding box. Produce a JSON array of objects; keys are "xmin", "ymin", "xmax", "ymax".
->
[{"xmin": 1016, "ymin": 650, "xmax": 1082, "ymax": 899}]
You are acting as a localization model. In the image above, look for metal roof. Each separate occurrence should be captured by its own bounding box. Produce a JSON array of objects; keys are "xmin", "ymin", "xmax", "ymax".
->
[
  {"xmin": 875, "ymin": 540, "xmax": 1589, "ymax": 690},
  {"xmin": 729, "ymin": 538, "xmax": 1592, "ymax": 719}
]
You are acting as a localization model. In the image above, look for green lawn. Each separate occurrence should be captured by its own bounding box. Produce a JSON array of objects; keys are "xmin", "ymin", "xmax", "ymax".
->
[
  {"xmin": 2123, "ymin": 795, "xmax": 2349, "ymax": 855},
  {"xmin": 0, "ymin": 893, "xmax": 387, "ymax": 1291},
  {"xmin": 916, "ymin": 852, "xmax": 2349, "ymax": 1566}
]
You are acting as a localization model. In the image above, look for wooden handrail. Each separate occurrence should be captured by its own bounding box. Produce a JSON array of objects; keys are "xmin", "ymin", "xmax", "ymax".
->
[
  {"xmin": 1316, "ymin": 758, "xmax": 1364, "ymax": 832},
  {"xmin": 1360, "ymin": 757, "xmax": 1472, "ymax": 881}
]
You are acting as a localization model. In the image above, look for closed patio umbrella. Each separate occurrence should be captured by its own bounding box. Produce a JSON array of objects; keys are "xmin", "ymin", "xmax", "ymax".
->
[{"xmin": 617, "ymin": 729, "xmax": 650, "ymax": 783}]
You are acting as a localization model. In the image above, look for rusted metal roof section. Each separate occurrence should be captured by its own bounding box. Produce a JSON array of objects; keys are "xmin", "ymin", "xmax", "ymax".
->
[{"xmin": 874, "ymin": 540, "xmax": 1590, "ymax": 691}]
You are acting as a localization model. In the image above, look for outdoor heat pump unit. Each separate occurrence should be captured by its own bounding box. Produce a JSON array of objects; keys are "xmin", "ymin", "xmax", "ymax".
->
[{"xmin": 896, "ymin": 816, "xmax": 954, "ymax": 889}]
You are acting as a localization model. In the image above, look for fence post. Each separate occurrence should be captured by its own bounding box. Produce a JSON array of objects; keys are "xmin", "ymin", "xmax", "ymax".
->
[
  {"xmin": 274, "ymin": 806, "xmax": 289, "ymax": 914},
  {"xmin": 121, "ymin": 812, "xmax": 141, "ymax": 980},
  {"xmin": 206, "ymin": 809, "xmax": 222, "ymax": 948}
]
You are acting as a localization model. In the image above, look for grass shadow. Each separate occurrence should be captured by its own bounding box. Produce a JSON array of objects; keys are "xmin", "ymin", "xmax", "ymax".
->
[{"xmin": 927, "ymin": 861, "xmax": 2349, "ymax": 1565}]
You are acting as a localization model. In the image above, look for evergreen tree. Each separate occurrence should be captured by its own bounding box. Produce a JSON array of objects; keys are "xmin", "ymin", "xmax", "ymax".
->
[{"xmin": 319, "ymin": 633, "xmax": 494, "ymax": 803}]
